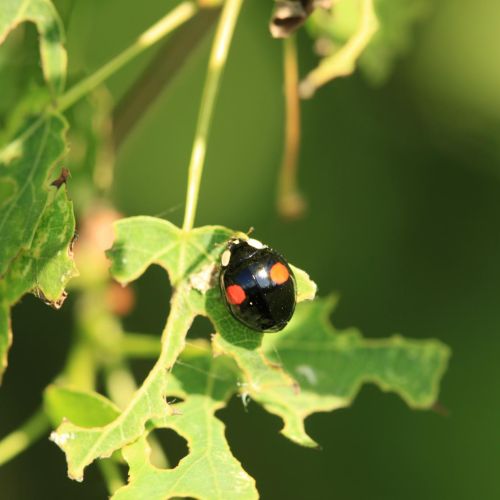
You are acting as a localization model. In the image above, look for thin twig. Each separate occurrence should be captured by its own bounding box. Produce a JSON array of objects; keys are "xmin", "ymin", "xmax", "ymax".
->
[
  {"xmin": 0, "ymin": 408, "xmax": 50, "ymax": 466},
  {"xmin": 182, "ymin": 0, "xmax": 244, "ymax": 231},
  {"xmin": 56, "ymin": 2, "xmax": 198, "ymax": 113},
  {"xmin": 277, "ymin": 35, "xmax": 306, "ymax": 220}
]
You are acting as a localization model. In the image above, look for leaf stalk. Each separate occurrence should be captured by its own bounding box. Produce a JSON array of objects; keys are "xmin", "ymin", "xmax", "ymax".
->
[
  {"xmin": 182, "ymin": 0, "xmax": 244, "ymax": 231},
  {"xmin": 56, "ymin": 1, "xmax": 198, "ymax": 112},
  {"xmin": 277, "ymin": 35, "xmax": 306, "ymax": 220},
  {"xmin": 0, "ymin": 408, "xmax": 50, "ymax": 466}
]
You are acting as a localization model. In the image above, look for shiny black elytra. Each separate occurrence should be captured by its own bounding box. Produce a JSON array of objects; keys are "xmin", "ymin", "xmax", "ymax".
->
[{"xmin": 219, "ymin": 238, "xmax": 297, "ymax": 332}]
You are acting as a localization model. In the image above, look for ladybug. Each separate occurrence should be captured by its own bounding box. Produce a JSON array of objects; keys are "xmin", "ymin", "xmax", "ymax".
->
[{"xmin": 219, "ymin": 237, "xmax": 296, "ymax": 332}]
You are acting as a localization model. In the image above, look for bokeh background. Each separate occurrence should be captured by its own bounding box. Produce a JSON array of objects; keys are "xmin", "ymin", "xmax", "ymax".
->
[{"xmin": 1, "ymin": 0, "xmax": 500, "ymax": 498}]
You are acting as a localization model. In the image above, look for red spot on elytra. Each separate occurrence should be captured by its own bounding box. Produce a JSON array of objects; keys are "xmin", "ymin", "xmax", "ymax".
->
[
  {"xmin": 270, "ymin": 262, "xmax": 289, "ymax": 285},
  {"xmin": 226, "ymin": 284, "xmax": 246, "ymax": 305}
]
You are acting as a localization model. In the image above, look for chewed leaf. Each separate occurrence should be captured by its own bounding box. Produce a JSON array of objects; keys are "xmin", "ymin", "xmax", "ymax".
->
[
  {"xmin": 292, "ymin": 265, "xmax": 317, "ymax": 301},
  {"xmin": 221, "ymin": 296, "xmax": 450, "ymax": 447},
  {"xmin": 45, "ymin": 386, "xmax": 120, "ymax": 428},
  {"xmin": 53, "ymin": 217, "xmax": 315, "ymax": 482},
  {"xmin": 52, "ymin": 287, "xmax": 197, "ymax": 481},
  {"xmin": 267, "ymin": 297, "xmax": 450, "ymax": 405},
  {"xmin": 107, "ymin": 216, "xmax": 232, "ymax": 285},
  {"xmin": 3, "ymin": 186, "xmax": 78, "ymax": 306},
  {"xmin": 113, "ymin": 344, "xmax": 257, "ymax": 500},
  {"xmin": 0, "ymin": 0, "xmax": 67, "ymax": 93},
  {"xmin": 0, "ymin": 114, "xmax": 76, "ymax": 382},
  {"xmin": 52, "ymin": 219, "xmax": 232, "ymax": 480},
  {"xmin": 52, "ymin": 216, "xmax": 449, "ymax": 497},
  {"xmin": 0, "ymin": 114, "xmax": 67, "ymax": 276}
]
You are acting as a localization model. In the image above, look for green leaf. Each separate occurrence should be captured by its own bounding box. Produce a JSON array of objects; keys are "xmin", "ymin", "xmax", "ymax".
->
[
  {"xmin": 50, "ymin": 216, "xmax": 449, "ymax": 498},
  {"xmin": 2, "ymin": 185, "xmax": 77, "ymax": 304},
  {"xmin": 216, "ymin": 296, "xmax": 450, "ymax": 447},
  {"xmin": 0, "ymin": 0, "xmax": 67, "ymax": 93},
  {"xmin": 44, "ymin": 385, "xmax": 121, "ymax": 428},
  {"xmin": 51, "ymin": 217, "xmax": 315, "ymax": 482},
  {"xmin": 0, "ymin": 114, "xmax": 67, "ymax": 275},
  {"xmin": 0, "ymin": 114, "xmax": 77, "ymax": 382},
  {"xmin": 113, "ymin": 342, "xmax": 258, "ymax": 500},
  {"xmin": 51, "ymin": 218, "xmax": 233, "ymax": 480}
]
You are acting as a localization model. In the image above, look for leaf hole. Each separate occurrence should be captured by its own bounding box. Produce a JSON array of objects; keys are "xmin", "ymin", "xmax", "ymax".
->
[
  {"xmin": 123, "ymin": 264, "xmax": 171, "ymax": 333},
  {"xmin": 166, "ymin": 396, "xmax": 185, "ymax": 405},
  {"xmin": 147, "ymin": 428, "xmax": 189, "ymax": 469},
  {"xmin": 188, "ymin": 315, "xmax": 214, "ymax": 341}
]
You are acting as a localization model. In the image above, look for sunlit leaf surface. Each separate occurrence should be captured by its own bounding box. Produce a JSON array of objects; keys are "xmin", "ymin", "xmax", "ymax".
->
[
  {"xmin": 0, "ymin": 114, "xmax": 76, "ymax": 382},
  {"xmin": 113, "ymin": 343, "xmax": 258, "ymax": 500},
  {"xmin": 50, "ymin": 216, "xmax": 449, "ymax": 498}
]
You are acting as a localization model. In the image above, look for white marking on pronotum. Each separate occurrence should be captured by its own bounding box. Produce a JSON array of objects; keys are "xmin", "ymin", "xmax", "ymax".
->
[
  {"xmin": 221, "ymin": 249, "xmax": 231, "ymax": 267},
  {"xmin": 247, "ymin": 238, "xmax": 265, "ymax": 249},
  {"xmin": 296, "ymin": 365, "xmax": 318, "ymax": 385}
]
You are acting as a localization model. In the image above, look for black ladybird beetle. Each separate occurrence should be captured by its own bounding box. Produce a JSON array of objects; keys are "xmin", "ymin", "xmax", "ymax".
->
[{"xmin": 219, "ymin": 237, "xmax": 296, "ymax": 332}]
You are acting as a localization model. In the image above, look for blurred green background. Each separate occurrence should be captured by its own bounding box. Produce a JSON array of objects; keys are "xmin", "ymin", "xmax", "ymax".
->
[{"xmin": 1, "ymin": 0, "xmax": 500, "ymax": 498}]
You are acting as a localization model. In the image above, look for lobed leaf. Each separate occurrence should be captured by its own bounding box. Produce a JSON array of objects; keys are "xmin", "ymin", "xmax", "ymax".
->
[
  {"xmin": 0, "ymin": 114, "xmax": 67, "ymax": 276},
  {"xmin": 2, "ymin": 185, "xmax": 77, "ymax": 305},
  {"xmin": 0, "ymin": 114, "xmax": 76, "ymax": 382},
  {"xmin": 113, "ymin": 343, "xmax": 257, "ymax": 500},
  {"xmin": 0, "ymin": 0, "xmax": 67, "ymax": 93},
  {"xmin": 216, "ymin": 296, "xmax": 451, "ymax": 447},
  {"xmin": 44, "ymin": 385, "xmax": 121, "ymax": 428},
  {"xmin": 51, "ymin": 218, "xmax": 233, "ymax": 480}
]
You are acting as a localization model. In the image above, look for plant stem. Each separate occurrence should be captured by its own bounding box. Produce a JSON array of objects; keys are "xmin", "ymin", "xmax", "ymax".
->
[
  {"xmin": 0, "ymin": 408, "xmax": 50, "ymax": 466},
  {"xmin": 56, "ymin": 1, "xmax": 198, "ymax": 113},
  {"xmin": 182, "ymin": 0, "xmax": 244, "ymax": 231},
  {"xmin": 277, "ymin": 35, "xmax": 306, "ymax": 220},
  {"xmin": 299, "ymin": 0, "xmax": 378, "ymax": 98},
  {"xmin": 122, "ymin": 333, "xmax": 161, "ymax": 358}
]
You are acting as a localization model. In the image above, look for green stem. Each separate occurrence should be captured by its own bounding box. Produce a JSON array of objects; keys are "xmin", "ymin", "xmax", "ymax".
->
[
  {"xmin": 0, "ymin": 408, "xmax": 50, "ymax": 466},
  {"xmin": 182, "ymin": 0, "xmax": 244, "ymax": 231},
  {"xmin": 299, "ymin": 0, "xmax": 378, "ymax": 98},
  {"xmin": 277, "ymin": 35, "xmax": 306, "ymax": 220},
  {"xmin": 64, "ymin": 339, "xmax": 96, "ymax": 391},
  {"xmin": 122, "ymin": 332, "xmax": 161, "ymax": 358},
  {"xmin": 56, "ymin": 1, "xmax": 198, "ymax": 112}
]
